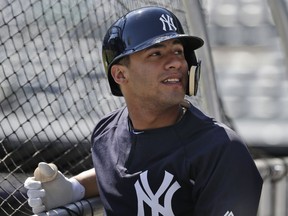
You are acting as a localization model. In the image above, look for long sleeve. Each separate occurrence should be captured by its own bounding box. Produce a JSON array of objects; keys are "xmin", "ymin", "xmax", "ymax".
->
[{"xmin": 192, "ymin": 138, "xmax": 263, "ymax": 216}]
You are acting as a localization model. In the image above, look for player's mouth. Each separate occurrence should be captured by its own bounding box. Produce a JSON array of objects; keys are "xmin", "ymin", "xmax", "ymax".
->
[{"xmin": 162, "ymin": 78, "xmax": 181, "ymax": 84}]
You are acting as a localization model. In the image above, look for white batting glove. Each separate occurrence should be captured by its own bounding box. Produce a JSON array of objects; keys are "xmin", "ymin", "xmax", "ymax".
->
[{"xmin": 24, "ymin": 162, "xmax": 85, "ymax": 214}]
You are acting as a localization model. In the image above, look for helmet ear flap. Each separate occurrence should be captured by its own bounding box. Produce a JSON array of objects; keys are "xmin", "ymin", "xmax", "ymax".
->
[{"xmin": 188, "ymin": 61, "xmax": 201, "ymax": 96}]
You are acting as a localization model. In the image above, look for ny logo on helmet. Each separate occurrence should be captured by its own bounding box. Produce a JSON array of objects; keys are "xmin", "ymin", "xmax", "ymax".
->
[{"xmin": 159, "ymin": 14, "xmax": 177, "ymax": 31}]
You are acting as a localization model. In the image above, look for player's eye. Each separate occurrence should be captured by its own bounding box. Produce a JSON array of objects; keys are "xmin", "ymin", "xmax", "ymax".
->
[
  {"xmin": 149, "ymin": 51, "xmax": 161, "ymax": 57},
  {"xmin": 174, "ymin": 49, "xmax": 184, "ymax": 55}
]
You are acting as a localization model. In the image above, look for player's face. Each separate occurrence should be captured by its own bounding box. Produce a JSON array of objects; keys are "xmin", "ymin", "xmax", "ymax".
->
[{"xmin": 124, "ymin": 39, "xmax": 188, "ymax": 107}]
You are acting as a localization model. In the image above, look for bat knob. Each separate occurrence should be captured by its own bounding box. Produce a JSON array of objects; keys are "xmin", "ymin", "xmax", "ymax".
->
[{"xmin": 34, "ymin": 162, "xmax": 58, "ymax": 182}]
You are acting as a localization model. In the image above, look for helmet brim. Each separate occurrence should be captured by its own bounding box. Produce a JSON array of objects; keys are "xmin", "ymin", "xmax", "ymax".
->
[{"xmin": 111, "ymin": 33, "xmax": 203, "ymax": 66}]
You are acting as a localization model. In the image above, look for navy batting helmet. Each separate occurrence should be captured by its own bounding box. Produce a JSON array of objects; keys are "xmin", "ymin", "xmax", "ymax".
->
[{"xmin": 102, "ymin": 6, "xmax": 204, "ymax": 96}]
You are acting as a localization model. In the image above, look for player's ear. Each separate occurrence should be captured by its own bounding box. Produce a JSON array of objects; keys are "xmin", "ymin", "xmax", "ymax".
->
[{"xmin": 110, "ymin": 64, "xmax": 127, "ymax": 85}]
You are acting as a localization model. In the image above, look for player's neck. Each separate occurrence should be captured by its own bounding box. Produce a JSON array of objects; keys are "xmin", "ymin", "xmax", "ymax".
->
[{"xmin": 127, "ymin": 104, "xmax": 186, "ymax": 131}]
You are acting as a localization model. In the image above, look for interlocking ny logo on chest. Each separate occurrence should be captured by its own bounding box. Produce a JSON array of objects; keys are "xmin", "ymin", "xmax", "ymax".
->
[
  {"xmin": 134, "ymin": 170, "xmax": 180, "ymax": 216},
  {"xmin": 159, "ymin": 14, "xmax": 177, "ymax": 31}
]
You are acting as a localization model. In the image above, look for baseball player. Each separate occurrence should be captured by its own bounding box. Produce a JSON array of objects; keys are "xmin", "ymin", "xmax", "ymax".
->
[{"xmin": 25, "ymin": 6, "xmax": 263, "ymax": 215}]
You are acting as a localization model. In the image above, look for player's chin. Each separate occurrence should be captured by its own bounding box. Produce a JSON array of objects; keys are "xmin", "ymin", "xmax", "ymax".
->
[
  {"xmin": 162, "ymin": 81, "xmax": 185, "ymax": 91},
  {"xmin": 160, "ymin": 82, "xmax": 185, "ymax": 98},
  {"xmin": 170, "ymin": 86, "xmax": 186, "ymax": 97},
  {"xmin": 164, "ymin": 89, "xmax": 186, "ymax": 103}
]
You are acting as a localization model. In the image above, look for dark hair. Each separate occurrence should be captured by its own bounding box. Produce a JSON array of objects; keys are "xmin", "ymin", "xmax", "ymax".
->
[{"xmin": 118, "ymin": 56, "xmax": 130, "ymax": 67}]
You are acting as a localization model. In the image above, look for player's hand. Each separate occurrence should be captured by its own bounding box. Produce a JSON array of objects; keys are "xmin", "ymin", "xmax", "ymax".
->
[{"xmin": 24, "ymin": 162, "xmax": 85, "ymax": 214}]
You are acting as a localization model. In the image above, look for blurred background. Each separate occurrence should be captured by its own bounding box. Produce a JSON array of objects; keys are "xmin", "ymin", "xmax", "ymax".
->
[{"xmin": 207, "ymin": 0, "xmax": 288, "ymax": 156}]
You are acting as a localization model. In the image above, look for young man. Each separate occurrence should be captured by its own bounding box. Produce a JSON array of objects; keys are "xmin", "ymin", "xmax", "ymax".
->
[{"xmin": 25, "ymin": 6, "xmax": 263, "ymax": 215}]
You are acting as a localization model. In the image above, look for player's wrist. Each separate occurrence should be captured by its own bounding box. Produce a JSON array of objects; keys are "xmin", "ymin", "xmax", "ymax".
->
[{"xmin": 69, "ymin": 178, "xmax": 85, "ymax": 201}]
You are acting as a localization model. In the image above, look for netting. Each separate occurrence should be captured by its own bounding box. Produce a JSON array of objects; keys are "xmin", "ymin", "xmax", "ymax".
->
[{"xmin": 0, "ymin": 0, "xmax": 200, "ymax": 215}]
